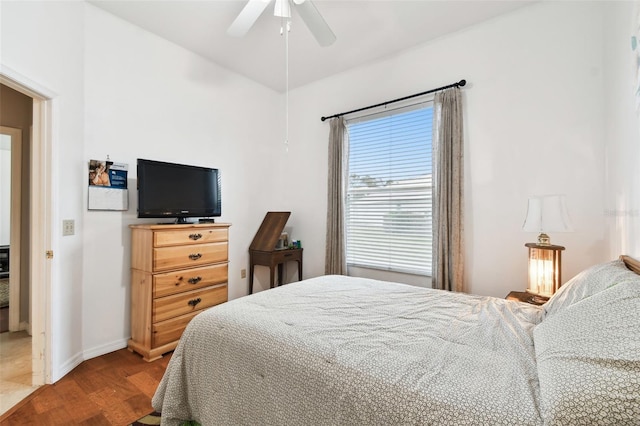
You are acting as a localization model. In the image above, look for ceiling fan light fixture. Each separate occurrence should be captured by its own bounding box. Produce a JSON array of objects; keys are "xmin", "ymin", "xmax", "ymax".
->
[
  {"xmin": 274, "ymin": 0, "xmax": 291, "ymax": 18},
  {"xmin": 228, "ymin": 0, "xmax": 335, "ymax": 47}
]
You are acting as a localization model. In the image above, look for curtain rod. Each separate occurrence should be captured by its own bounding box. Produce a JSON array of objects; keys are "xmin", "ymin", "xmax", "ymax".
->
[{"xmin": 320, "ymin": 79, "xmax": 467, "ymax": 122}]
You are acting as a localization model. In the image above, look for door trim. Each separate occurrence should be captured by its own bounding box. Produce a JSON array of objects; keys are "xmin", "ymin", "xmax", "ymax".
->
[
  {"xmin": 1, "ymin": 65, "xmax": 55, "ymax": 385},
  {"xmin": 30, "ymin": 97, "xmax": 52, "ymax": 385}
]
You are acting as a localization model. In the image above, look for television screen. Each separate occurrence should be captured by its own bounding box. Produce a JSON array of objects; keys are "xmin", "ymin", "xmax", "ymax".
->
[{"xmin": 137, "ymin": 159, "xmax": 221, "ymax": 222}]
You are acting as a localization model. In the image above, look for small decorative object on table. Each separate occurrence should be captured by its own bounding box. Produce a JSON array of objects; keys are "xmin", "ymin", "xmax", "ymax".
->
[{"xmin": 290, "ymin": 240, "xmax": 301, "ymax": 249}]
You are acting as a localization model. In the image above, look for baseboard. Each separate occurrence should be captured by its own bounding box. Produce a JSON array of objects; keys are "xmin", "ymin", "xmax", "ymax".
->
[
  {"xmin": 53, "ymin": 338, "xmax": 129, "ymax": 382},
  {"xmin": 55, "ymin": 351, "xmax": 84, "ymax": 382},
  {"xmin": 19, "ymin": 321, "xmax": 30, "ymax": 335},
  {"xmin": 82, "ymin": 337, "xmax": 129, "ymax": 361}
]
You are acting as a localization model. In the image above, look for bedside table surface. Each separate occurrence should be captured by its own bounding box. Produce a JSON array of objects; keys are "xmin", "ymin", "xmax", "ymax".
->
[{"xmin": 506, "ymin": 291, "xmax": 549, "ymax": 306}]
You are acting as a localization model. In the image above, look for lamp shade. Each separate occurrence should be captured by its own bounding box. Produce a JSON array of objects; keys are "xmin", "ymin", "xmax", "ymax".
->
[{"xmin": 523, "ymin": 195, "xmax": 573, "ymax": 234}]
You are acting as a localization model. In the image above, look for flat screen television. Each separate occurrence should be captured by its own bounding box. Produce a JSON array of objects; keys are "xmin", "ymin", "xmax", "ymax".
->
[{"xmin": 137, "ymin": 158, "xmax": 221, "ymax": 223}]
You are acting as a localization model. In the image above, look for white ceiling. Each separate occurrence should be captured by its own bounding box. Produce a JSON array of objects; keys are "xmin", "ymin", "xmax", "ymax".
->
[{"xmin": 89, "ymin": 0, "xmax": 536, "ymax": 92}]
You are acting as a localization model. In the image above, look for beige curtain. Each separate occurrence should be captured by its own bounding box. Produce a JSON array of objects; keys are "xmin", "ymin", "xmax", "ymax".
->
[
  {"xmin": 432, "ymin": 88, "xmax": 464, "ymax": 292},
  {"xmin": 325, "ymin": 117, "xmax": 347, "ymax": 275}
]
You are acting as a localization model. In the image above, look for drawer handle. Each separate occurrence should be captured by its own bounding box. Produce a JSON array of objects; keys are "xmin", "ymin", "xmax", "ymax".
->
[
  {"xmin": 284, "ymin": 253, "xmax": 292, "ymax": 257},
  {"xmin": 188, "ymin": 297, "xmax": 202, "ymax": 308},
  {"xmin": 189, "ymin": 233, "xmax": 203, "ymax": 241},
  {"xmin": 188, "ymin": 253, "xmax": 202, "ymax": 260},
  {"xmin": 188, "ymin": 276, "xmax": 202, "ymax": 284}
]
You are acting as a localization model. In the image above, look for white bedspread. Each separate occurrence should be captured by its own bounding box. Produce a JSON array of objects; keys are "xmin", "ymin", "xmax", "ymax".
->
[{"xmin": 153, "ymin": 275, "xmax": 544, "ymax": 425}]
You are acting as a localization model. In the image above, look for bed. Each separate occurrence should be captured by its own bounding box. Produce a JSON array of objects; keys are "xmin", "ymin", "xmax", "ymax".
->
[{"xmin": 152, "ymin": 256, "xmax": 640, "ymax": 425}]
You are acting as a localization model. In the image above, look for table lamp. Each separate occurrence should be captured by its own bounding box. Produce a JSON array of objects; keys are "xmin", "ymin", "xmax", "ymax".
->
[{"xmin": 522, "ymin": 195, "xmax": 573, "ymax": 300}]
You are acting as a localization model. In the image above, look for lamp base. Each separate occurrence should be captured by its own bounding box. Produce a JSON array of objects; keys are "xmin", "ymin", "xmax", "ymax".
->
[{"xmin": 537, "ymin": 233, "xmax": 551, "ymax": 245}]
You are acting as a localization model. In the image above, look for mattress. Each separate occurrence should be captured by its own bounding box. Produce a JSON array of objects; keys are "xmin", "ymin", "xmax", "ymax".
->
[{"xmin": 153, "ymin": 275, "xmax": 544, "ymax": 425}]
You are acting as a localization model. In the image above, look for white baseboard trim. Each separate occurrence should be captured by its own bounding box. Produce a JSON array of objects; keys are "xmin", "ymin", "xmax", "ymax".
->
[
  {"xmin": 55, "ymin": 351, "xmax": 84, "ymax": 383},
  {"xmin": 18, "ymin": 321, "xmax": 30, "ymax": 334},
  {"xmin": 53, "ymin": 338, "xmax": 129, "ymax": 383},
  {"xmin": 82, "ymin": 338, "xmax": 129, "ymax": 361}
]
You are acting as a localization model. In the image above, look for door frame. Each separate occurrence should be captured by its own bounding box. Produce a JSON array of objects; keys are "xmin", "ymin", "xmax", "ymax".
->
[
  {"xmin": 0, "ymin": 126, "xmax": 22, "ymax": 332},
  {"xmin": 1, "ymin": 65, "xmax": 54, "ymax": 385}
]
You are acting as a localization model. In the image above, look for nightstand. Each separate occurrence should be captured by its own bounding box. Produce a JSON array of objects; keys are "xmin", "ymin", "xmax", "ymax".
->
[{"xmin": 506, "ymin": 291, "xmax": 549, "ymax": 306}]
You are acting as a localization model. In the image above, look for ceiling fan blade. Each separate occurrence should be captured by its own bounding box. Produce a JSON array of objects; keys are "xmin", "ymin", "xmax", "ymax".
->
[
  {"xmin": 294, "ymin": 0, "xmax": 336, "ymax": 47},
  {"xmin": 227, "ymin": 0, "xmax": 271, "ymax": 38}
]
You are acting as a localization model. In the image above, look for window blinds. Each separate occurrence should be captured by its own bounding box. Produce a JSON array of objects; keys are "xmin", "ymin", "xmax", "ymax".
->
[{"xmin": 346, "ymin": 104, "xmax": 433, "ymax": 275}]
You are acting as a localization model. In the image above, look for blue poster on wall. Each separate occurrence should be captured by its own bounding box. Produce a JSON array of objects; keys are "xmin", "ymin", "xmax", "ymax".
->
[{"xmin": 108, "ymin": 162, "xmax": 128, "ymax": 189}]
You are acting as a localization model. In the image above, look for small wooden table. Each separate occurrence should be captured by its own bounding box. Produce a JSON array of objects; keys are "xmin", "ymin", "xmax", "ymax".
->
[
  {"xmin": 249, "ymin": 248, "xmax": 303, "ymax": 294},
  {"xmin": 506, "ymin": 291, "xmax": 549, "ymax": 306}
]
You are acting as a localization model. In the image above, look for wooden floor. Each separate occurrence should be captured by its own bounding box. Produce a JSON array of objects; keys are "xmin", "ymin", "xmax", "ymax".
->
[{"xmin": 0, "ymin": 348, "xmax": 171, "ymax": 425}]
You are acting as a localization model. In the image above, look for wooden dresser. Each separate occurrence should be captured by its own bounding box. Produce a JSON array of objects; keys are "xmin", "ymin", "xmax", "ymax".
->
[{"xmin": 128, "ymin": 223, "xmax": 231, "ymax": 361}]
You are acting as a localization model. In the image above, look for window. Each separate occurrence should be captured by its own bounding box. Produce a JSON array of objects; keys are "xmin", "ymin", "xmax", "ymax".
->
[{"xmin": 345, "ymin": 104, "xmax": 433, "ymax": 276}]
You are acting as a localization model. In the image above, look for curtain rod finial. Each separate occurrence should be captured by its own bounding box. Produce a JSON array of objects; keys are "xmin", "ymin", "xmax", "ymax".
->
[
  {"xmin": 321, "ymin": 116, "xmax": 327, "ymax": 122},
  {"xmin": 458, "ymin": 79, "xmax": 466, "ymax": 87}
]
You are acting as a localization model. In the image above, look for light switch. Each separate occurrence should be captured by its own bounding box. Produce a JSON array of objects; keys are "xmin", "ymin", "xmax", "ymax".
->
[{"xmin": 62, "ymin": 219, "xmax": 75, "ymax": 236}]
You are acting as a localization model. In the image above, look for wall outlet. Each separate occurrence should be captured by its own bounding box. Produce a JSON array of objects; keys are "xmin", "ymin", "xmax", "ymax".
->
[
  {"xmin": 241, "ymin": 269, "xmax": 246, "ymax": 279},
  {"xmin": 62, "ymin": 219, "xmax": 75, "ymax": 236}
]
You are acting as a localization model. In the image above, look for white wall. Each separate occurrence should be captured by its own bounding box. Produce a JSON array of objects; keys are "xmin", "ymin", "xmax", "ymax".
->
[
  {"xmin": 603, "ymin": 1, "xmax": 640, "ymax": 259},
  {"xmin": 1, "ymin": 0, "xmax": 86, "ymax": 380},
  {"xmin": 1, "ymin": 1, "xmax": 285, "ymax": 380},
  {"xmin": 81, "ymin": 6, "xmax": 284, "ymax": 357},
  {"xmin": 281, "ymin": 1, "xmax": 608, "ymax": 297}
]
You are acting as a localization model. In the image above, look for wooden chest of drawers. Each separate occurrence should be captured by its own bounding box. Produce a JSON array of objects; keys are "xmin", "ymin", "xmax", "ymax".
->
[{"xmin": 128, "ymin": 223, "xmax": 231, "ymax": 361}]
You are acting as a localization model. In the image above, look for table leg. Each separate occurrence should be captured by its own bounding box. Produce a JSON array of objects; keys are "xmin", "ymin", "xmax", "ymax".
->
[
  {"xmin": 277, "ymin": 263, "xmax": 284, "ymax": 286},
  {"xmin": 269, "ymin": 266, "xmax": 276, "ymax": 289},
  {"xmin": 249, "ymin": 264, "xmax": 254, "ymax": 294}
]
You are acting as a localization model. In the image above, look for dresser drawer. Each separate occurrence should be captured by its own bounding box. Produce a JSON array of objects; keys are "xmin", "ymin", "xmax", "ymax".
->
[
  {"xmin": 154, "ymin": 263, "xmax": 228, "ymax": 298},
  {"xmin": 153, "ymin": 284, "xmax": 227, "ymax": 323},
  {"xmin": 153, "ymin": 242, "xmax": 228, "ymax": 272},
  {"xmin": 154, "ymin": 227, "xmax": 228, "ymax": 247},
  {"xmin": 152, "ymin": 310, "xmax": 200, "ymax": 348}
]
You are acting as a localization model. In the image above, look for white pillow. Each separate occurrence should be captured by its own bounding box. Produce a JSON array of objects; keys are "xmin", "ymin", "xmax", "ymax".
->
[
  {"xmin": 543, "ymin": 259, "xmax": 638, "ymax": 317},
  {"xmin": 534, "ymin": 281, "xmax": 640, "ymax": 425}
]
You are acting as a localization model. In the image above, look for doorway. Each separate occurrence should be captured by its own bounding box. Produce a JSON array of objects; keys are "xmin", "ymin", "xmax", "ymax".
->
[
  {"xmin": 0, "ymin": 70, "xmax": 53, "ymax": 415},
  {"xmin": 0, "ymin": 125, "xmax": 22, "ymax": 334},
  {"xmin": 0, "ymin": 94, "xmax": 32, "ymax": 415}
]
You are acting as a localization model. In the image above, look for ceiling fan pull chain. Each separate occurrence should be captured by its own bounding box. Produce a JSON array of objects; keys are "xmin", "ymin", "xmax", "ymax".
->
[{"xmin": 284, "ymin": 18, "xmax": 290, "ymax": 153}]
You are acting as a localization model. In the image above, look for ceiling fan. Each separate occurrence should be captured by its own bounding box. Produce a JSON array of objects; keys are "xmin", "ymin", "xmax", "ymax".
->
[{"xmin": 227, "ymin": 0, "xmax": 336, "ymax": 47}]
